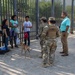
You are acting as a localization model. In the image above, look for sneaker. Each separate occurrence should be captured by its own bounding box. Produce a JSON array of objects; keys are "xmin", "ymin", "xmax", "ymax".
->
[{"xmin": 15, "ymin": 45, "xmax": 19, "ymax": 48}]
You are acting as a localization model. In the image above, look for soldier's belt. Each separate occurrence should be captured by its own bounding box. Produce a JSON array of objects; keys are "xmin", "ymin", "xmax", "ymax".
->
[{"xmin": 47, "ymin": 37, "xmax": 56, "ymax": 39}]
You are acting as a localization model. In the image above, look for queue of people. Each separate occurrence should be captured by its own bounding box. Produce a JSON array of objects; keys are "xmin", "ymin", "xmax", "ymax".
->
[
  {"xmin": 0, "ymin": 15, "xmax": 32, "ymax": 54},
  {"xmin": 10, "ymin": 15, "xmax": 19, "ymax": 48}
]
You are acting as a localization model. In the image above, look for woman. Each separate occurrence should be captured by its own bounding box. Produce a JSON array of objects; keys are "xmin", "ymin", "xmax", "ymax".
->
[
  {"xmin": 10, "ymin": 15, "xmax": 19, "ymax": 48},
  {"xmin": 1, "ymin": 19, "xmax": 10, "ymax": 50}
]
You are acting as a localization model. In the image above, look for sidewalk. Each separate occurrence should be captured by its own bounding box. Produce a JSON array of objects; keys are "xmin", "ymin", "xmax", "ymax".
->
[{"xmin": 0, "ymin": 33, "xmax": 75, "ymax": 75}]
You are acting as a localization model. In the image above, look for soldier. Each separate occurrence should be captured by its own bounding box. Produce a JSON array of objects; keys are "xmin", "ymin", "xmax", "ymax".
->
[
  {"xmin": 42, "ymin": 17, "xmax": 60, "ymax": 68},
  {"xmin": 38, "ymin": 17, "xmax": 48, "ymax": 58}
]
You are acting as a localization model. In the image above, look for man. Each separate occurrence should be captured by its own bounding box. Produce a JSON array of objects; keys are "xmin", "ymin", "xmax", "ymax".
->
[
  {"xmin": 60, "ymin": 12, "xmax": 71, "ymax": 56},
  {"xmin": 22, "ymin": 16, "xmax": 32, "ymax": 46},
  {"xmin": 38, "ymin": 17, "xmax": 48, "ymax": 58},
  {"xmin": 42, "ymin": 17, "xmax": 60, "ymax": 68}
]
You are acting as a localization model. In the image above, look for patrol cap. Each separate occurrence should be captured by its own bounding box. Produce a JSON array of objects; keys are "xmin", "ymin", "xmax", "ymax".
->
[
  {"xmin": 48, "ymin": 17, "xmax": 56, "ymax": 24},
  {"xmin": 40, "ymin": 17, "xmax": 47, "ymax": 23}
]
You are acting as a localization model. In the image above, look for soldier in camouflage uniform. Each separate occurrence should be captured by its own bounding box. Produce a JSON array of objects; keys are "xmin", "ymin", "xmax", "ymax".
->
[
  {"xmin": 42, "ymin": 17, "xmax": 60, "ymax": 68},
  {"xmin": 38, "ymin": 17, "xmax": 48, "ymax": 58}
]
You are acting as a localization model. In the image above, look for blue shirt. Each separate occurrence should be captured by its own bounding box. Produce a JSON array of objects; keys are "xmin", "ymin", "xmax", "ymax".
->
[
  {"xmin": 10, "ymin": 20, "xmax": 18, "ymax": 31},
  {"xmin": 60, "ymin": 17, "xmax": 71, "ymax": 33}
]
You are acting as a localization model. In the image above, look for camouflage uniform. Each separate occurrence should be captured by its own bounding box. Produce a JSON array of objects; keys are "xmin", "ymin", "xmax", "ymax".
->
[
  {"xmin": 39, "ymin": 23, "xmax": 48, "ymax": 58},
  {"xmin": 42, "ymin": 17, "xmax": 60, "ymax": 67}
]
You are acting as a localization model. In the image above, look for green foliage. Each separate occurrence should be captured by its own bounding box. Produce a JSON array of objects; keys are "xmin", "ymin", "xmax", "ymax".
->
[
  {"xmin": 0, "ymin": 0, "xmax": 62, "ymax": 21},
  {"xmin": 39, "ymin": 0, "xmax": 62, "ymax": 19},
  {"xmin": 66, "ymin": 6, "xmax": 71, "ymax": 18},
  {"xmin": 39, "ymin": 1, "xmax": 52, "ymax": 19},
  {"xmin": 54, "ymin": 1, "xmax": 62, "ymax": 18}
]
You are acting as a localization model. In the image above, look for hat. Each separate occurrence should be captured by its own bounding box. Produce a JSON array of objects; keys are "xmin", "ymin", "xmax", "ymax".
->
[
  {"xmin": 40, "ymin": 17, "xmax": 47, "ymax": 22},
  {"xmin": 48, "ymin": 17, "xmax": 56, "ymax": 24}
]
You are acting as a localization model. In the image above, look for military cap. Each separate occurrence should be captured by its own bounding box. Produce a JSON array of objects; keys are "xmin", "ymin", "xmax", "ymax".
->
[
  {"xmin": 40, "ymin": 17, "xmax": 47, "ymax": 23},
  {"xmin": 40, "ymin": 17, "xmax": 47, "ymax": 20},
  {"xmin": 48, "ymin": 17, "xmax": 56, "ymax": 24}
]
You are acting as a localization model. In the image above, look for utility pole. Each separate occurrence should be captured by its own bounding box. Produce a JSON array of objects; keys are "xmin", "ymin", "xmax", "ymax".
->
[
  {"xmin": 63, "ymin": 0, "xmax": 65, "ymax": 11},
  {"xmin": 0, "ymin": 0, "xmax": 2, "ymax": 21},
  {"xmin": 13, "ymin": 0, "xmax": 17, "ymax": 15},
  {"xmin": 36, "ymin": 0, "xmax": 39, "ymax": 39},
  {"xmin": 71, "ymin": 0, "xmax": 74, "ymax": 34},
  {"xmin": 51, "ymin": 0, "xmax": 54, "ymax": 17}
]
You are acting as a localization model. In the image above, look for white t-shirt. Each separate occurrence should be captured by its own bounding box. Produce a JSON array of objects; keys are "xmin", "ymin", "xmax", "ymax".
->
[{"xmin": 23, "ymin": 21, "xmax": 32, "ymax": 32}]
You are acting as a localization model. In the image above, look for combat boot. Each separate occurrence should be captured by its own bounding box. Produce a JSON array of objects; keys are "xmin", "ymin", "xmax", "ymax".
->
[{"xmin": 42, "ymin": 63, "xmax": 50, "ymax": 68}]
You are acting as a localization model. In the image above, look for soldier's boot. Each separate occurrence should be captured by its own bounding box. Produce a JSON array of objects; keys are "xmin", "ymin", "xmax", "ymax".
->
[
  {"xmin": 48, "ymin": 57, "xmax": 54, "ymax": 65},
  {"xmin": 39, "ymin": 51, "xmax": 43, "ymax": 58},
  {"xmin": 48, "ymin": 62, "xmax": 53, "ymax": 66},
  {"xmin": 39, "ymin": 55, "xmax": 42, "ymax": 58},
  {"xmin": 39, "ymin": 53, "xmax": 43, "ymax": 58},
  {"xmin": 42, "ymin": 63, "xmax": 50, "ymax": 68}
]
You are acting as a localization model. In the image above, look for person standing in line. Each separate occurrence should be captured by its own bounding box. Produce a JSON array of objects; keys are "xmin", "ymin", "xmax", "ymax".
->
[
  {"xmin": 38, "ymin": 17, "xmax": 48, "ymax": 58},
  {"xmin": 10, "ymin": 15, "xmax": 19, "ymax": 48},
  {"xmin": 1, "ymin": 19, "xmax": 10, "ymax": 50},
  {"xmin": 60, "ymin": 11, "xmax": 71, "ymax": 56},
  {"xmin": 22, "ymin": 16, "xmax": 32, "ymax": 46}
]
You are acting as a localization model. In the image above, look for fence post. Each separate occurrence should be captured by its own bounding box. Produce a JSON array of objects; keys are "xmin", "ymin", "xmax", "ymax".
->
[
  {"xmin": 71, "ymin": 0, "xmax": 74, "ymax": 34},
  {"xmin": 0, "ymin": 0, "xmax": 2, "ymax": 22},
  {"xmin": 63, "ymin": 0, "xmax": 65, "ymax": 11},
  {"xmin": 13, "ymin": 0, "xmax": 17, "ymax": 15},
  {"xmin": 0, "ymin": 3, "xmax": 1, "ymax": 46},
  {"xmin": 51, "ymin": 0, "xmax": 55, "ymax": 17},
  {"xmin": 36, "ymin": 0, "xmax": 39, "ymax": 39}
]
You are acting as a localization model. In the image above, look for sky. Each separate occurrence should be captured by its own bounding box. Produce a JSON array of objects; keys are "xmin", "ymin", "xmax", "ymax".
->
[
  {"xmin": 61, "ymin": 0, "xmax": 72, "ymax": 5},
  {"xmin": 40, "ymin": 0, "xmax": 75, "ymax": 6},
  {"xmin": 51, "ymin": 0, "xmax": 74, "ymax": 6}
]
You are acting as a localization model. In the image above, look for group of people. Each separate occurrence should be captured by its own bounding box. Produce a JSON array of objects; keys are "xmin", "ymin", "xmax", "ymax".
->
[
  {"xmin": 0, "ymin": 15, "xmax": 32, "ymax": 53},
  {"xmin": 0, "ymin": 15, "xmax": 19, "ymax": 51},
  {"xmin": 39, "ymin": 11, "xmax": 71, "ymax": 68},
  {"xmin": 0, "ymin": 11, "xmax": 71, "ymax": 68}
]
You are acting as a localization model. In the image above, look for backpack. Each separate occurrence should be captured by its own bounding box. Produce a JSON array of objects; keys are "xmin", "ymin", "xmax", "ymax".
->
[{"xmin": 0, "ymin": 46, "xmax": 9, "ymax": 54}]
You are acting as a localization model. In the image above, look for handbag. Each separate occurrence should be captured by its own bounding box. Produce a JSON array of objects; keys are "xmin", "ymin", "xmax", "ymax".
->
[
  {"xmin": 15, "ymin": 28, "xmax": 20, "ymax": 33},
  {"xmin": 16, "ymin": 38, "xmax": 20, "ymax": 45},
  {"xmin": 24, "ymin": 32, "xmax": 28, "ymax": 39}
]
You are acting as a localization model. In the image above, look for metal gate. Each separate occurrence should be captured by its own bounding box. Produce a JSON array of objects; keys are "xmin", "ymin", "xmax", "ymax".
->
[{"xmin": 0, "ymin": 0, "xmax": 36, "ymax": 46}]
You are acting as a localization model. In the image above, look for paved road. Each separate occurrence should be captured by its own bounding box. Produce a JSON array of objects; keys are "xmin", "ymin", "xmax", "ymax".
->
[{"xmin": 0, "ymin": 33, "xmax": 75, "ymax": 75}]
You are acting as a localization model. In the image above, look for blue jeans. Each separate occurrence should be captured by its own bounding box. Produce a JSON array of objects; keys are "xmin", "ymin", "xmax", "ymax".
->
[
  {"xmin": 10, "ymin": 30, "xmax": 17, "ymax": 47},
  {"xmin": 24, "ymin": 32, "xmax": 30, "ymax": 46},
  {"xmin": 5, "ymin": 37, "xmax": 8, "ymax": 50}
]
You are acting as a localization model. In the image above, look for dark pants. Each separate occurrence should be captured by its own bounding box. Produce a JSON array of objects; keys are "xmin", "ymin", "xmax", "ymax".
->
[
  {"xmin": 5, "ymin": 37, "xmax": 8, "ymax": 50},
  {"xmin": 24, "ymin": 32, "xmax": 30, "ymax": 46},
  {"xmin": 2, "ymin": 36, "xmax": 8, "ymax": 50},
  {"xmin": 10, "ymin": 31, "xmax": 17, "ymax": 47}
]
